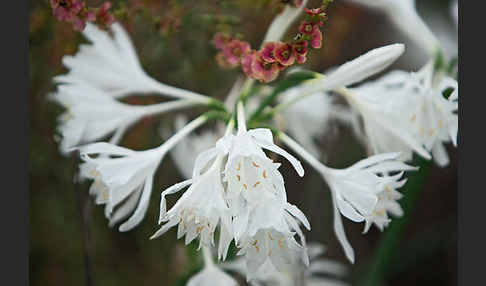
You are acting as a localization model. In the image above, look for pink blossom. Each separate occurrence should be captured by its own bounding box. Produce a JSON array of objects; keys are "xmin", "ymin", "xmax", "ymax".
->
[
  {"xmin": 299, "ymin": 21, "xmax": 315, "ymax": 35},
  {"xmin": 261, "ymin": 42, "xmax": 279, "ymax": 63},
  {"xmin": 293, "ymin": 40, "xmax": 308, "ymax": 64},
  {"xmin": 274, "ymin": 42, "xmax": 296, "ymax": 66},
  {"xmin": 212, "ymin": 32, "xmax": 231, "ymax": 50},
  {"xmin": 97, "ymin": 2, "xmax": 115, "ymax": 28},
  {"xmin": 50, "ymin": 0, "xmax": 84, "ymax": 22},
  {"xmin": 223, "ymin": 40, "xmax": 251, "ymax": 66},
  {"xmin": 310, "ymin": 28, "xmax": 323, "ymax": 49},
  {"xmin": 251, "ymin": 52, "xmax": 280, "ymax": 83},
  {"xmin": 241, "ymin": 51, "xmax": 256, "ymax": 78},
  {"xmin": 216, "ymin": 52, "xmax": 238, "ymax": 69}
]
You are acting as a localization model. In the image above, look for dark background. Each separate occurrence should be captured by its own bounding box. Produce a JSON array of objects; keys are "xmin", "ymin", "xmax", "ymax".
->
[{"xmin": 29, "ymin": 0, "xmax": 457, "ymax": 285}]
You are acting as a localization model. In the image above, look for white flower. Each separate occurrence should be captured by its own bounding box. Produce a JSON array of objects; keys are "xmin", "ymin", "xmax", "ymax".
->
[
  {"xmin": 338, "ymin": 73, "xmax": 432, "ymax": 161},
  {"xmin": 187, "ymin": 264, "xmax": 238, "ymax": 286},
  {"xmin": 397, "ymin": 63, "xmax": 458, "ymax": 166},
  {"xmin": 51, "ymin": 84, "xmax": 197, "ymax": 154},
  {"xmin": 54, "ymin": 22, "xmax": 209, "ymax": 102},
  {"xmin": 345, "ymin": 0, "xmax": 440, "ymax": 55},
  {"xmin": 322, "ymin": 153, "xmax": 415, "ymax": 262},
  {"xmin": 347, "ymin": 62, "xmax": 457, "ymax": 166},
  {"xmin": 280, "ymin": 134, "xmax": 416, "ymax": 263},
  {"xmin": 78, "ymin": 116, "xmax": 208, "ymax": 231},
  {"xmin": 214, "ymin": 103, "xmax": 310, "ymax": 280},
  {"xmin": 363, "ymin": 173, "xmax": 406, "ymax": 233},
  {"xmin": 164, "ymin": 116, "xmax": 218, "ymax": 179},
  {"xmin": 222, "ymin": 242, "xmax": 349, "ymax": 286},
  {"xmin": 150, "ymin": 154, "xmax": 234, "ymax": 259}
]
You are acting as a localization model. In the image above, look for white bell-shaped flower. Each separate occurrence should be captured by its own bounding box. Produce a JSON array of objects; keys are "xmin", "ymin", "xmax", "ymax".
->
[
  {"xmin": 78, "ymin": 116, "xmax": 207, "ymax": 231},
  {"xmin": 79, "ymin": 143, "xmax": 161, "ymax": 232},
  {"xmin": 363, "ymin": 173, "xmax": 406, "ymax": 233},
  {"xmin": 51, "ymin": 84, "xmax": 196, "ymax": 154},
  {"xmin": 54, "ymin": 22, "xmax": 209, "ymax": 102},
  {"xmin": 348, "ymin": 62, "xmax": 457, "ymax": 166},
  {"xmin": 151, "ymin": 154, "xmax": 234, "ymax": 260},
  {"xmin": 216, "ymin": 103, "xmax": 310, "ymax": 279},
  {"xmin": 341, "ymin": 73, "xmax": 432, "ymax": 162},
  {"xmin": 396, "ymin": 63, "xmax": 458, "ymax": 166},
  {"xmin": 280, "ymin": 134, "xmax": 416, "ymax": 263}
]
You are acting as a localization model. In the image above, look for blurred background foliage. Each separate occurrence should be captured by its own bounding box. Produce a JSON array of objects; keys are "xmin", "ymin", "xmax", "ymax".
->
[{"xmin": 29, "ymin": 0, "xmax": 457, "ymax": 285}]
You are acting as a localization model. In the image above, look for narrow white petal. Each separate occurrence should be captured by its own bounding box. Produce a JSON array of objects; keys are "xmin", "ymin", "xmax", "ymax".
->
[
  {"xmin": 285, "ymin": 203, "xmax": 311, "ymax": 230},
  {"xmin": 159, "ymin": 179, "xmax": 193, "ymax": 223},
  {"xmin": 119, "ymin": 174, "xmax": 155, "ymax": 232},
  {"xmin": 250, "ymin": 131, "xmax": 304, "ymax": 177},
  {"xmin": 331, "ymin": 190, "xmax": 355, "ymax": 263}
]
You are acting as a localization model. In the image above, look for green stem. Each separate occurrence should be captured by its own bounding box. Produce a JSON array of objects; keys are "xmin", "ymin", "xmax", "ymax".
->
[{"xmin": 361, "ymin": 157, "xmax": 432, "ymax": 286}]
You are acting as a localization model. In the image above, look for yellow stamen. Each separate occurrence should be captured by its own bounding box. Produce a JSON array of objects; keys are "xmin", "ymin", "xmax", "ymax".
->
[
  {"xmin": 253, "ymin": 182, "xmax": 260, "ymax": 188},
  {"xmin": 252, "ymin": 162, "xmax": 260, "ymax": 168}
]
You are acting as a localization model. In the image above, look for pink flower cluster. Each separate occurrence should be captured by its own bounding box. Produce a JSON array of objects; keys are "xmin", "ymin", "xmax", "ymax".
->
[
  {"xmin": 211, "ymin": 5, "xmax": 329, "ymax": 83},
  {"xmin": 50, "ymin": 0, "xmax": 114, "ymax": 31}
]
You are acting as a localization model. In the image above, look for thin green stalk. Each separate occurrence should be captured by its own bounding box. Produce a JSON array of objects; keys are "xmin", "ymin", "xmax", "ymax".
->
[{"xmin": 361, "ymin": 157, "xmax": 432, "ymax": 286}]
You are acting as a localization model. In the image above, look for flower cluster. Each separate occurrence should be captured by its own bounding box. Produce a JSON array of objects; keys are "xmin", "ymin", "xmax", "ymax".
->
[
  {"xmin": 50, "ymin": 0, "xmax": 114, "ymax": 31},
  {"xmin": 46, "ymin": 0, "xmax": 458, "ymax": 284},
  {"xmin": 151, "ymin": 103, "xmax": 311, "ymax": 281},
  {"xmin": 211, "ymin": 2, "xmax": 330, "ymax": 83}
]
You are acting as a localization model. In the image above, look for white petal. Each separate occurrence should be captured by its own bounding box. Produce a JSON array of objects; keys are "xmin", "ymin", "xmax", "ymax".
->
[
  {"xmin": 159, "ymin": 179, "xmax": 193, "ymax": 223},
  {"xmin": 331, "ymin": 190, "xmax": 355, "ymax": 263},
  {"xmin": 307, "ymin": 44, "xmax": 405, "ymax": 93},
  {"xmin": 285, "ymin": 203, "xmax": 311, "ymax": 230},
  {"xmin": 77, "ymin": 142, "xmax": 136, "ymax": 157},
  {"xmin": 250, "ymin": 129, "xmax": 304, "ymax": 176},
  {"xmin": 119, "ymin": 173, "xmax": 155, "ymax": 232},
  {"xmin": 431, "ymin": 142, "xmax": 450, "ymax": 167}
]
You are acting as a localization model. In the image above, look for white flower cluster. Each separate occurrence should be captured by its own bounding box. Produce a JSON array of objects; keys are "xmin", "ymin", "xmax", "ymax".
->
[{"xmin": 49, "ymin": 0, "xmax": 458, "ymax": 285}]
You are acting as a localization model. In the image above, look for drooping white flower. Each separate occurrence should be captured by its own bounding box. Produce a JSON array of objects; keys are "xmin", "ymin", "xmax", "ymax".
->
[
  {"xmin": 54, "ymin": 22, "xmax": 209, "ymax": 102},
  {"xmin": 362, "ymin": 173, "xmax": 406, "ymax": 233},
  {"xmin": 336, "ymin": 74, "xmax": 432, "ymax": 162},
  {"xmin": 345, "ymin": 62, "xmax": 457, "ymax": 166},
  {"xmin": 345, "ymin": 0, "xmax": 441, "ymax": 55},
  {"xmin": 214, "ymin": 103, "xmax": 310, "ymax": 279},
  {"xmin": 51, "ymin": 84, "xmax": 198, "ymax": 154},
  {"xmin": 164, "ymin": 116, "xmax": 219, "ymax": 179},
  {"xmin": 280, "ymin": 133, "xmax": 416, "ymax": 263},
  {"xmin": 150, "ymin": 154, "xmax": 234, "ymax": 259},
  {"xmin": 78, "ymin": 116, "xmax": 208, "ymax": 231},
  {"xmin": 222, "ymin": 242, "xmax": 349, "ymax": 286},
  {"xmin": 397, "ymin": 63, "xmax": 458, "ymax": 166}
]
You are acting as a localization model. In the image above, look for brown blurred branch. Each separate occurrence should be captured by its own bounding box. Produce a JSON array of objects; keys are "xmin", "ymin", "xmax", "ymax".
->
[{"xmin": 72, "ymin": 151, "xmax": 95, "ymax": 286}]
